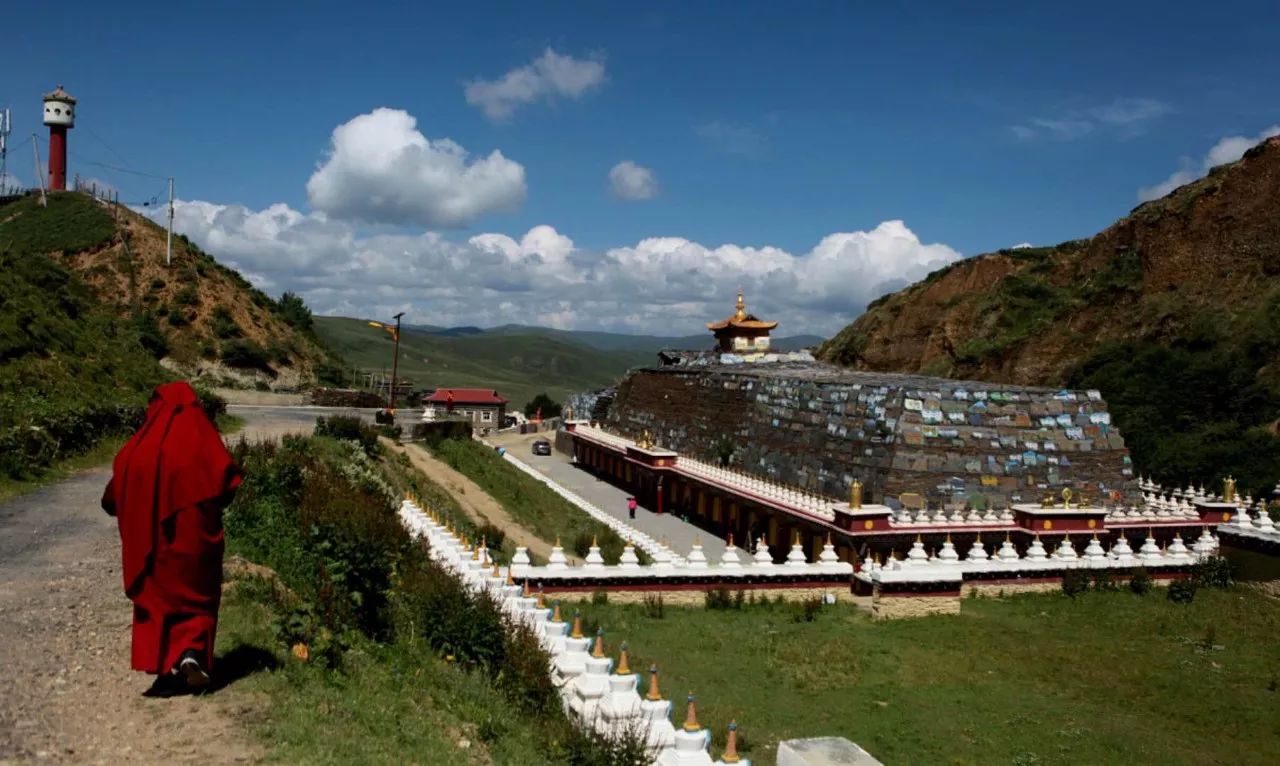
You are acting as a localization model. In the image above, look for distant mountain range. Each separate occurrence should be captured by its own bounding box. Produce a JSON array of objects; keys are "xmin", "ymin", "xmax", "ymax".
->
[
  {"xmin": 403, "ymin": 323, "xmax": 824, "ymax": 353},
  {"xmin": 317, "ymin": 317, "xmax": 823, "ymax": 408}
]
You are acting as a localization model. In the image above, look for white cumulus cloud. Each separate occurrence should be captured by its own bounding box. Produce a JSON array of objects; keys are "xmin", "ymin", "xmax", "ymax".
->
[
  {"xmin": 465, "ymin": 49, "xmax": 605, "ymax": 121},
  {"xmin": 608, "ymin": 161, "xmax": 658, "ymax": 201},
  {"xmin": 148, "ymin": 199, "xmax": 961, "ymax": 337},
  {"xmin": 305, "ymin": 108, "xmax": 526, "ymax": 227},
  {"xmin": 1138, "ymin": 124, "xmax": 1280, "ymax": 201}
]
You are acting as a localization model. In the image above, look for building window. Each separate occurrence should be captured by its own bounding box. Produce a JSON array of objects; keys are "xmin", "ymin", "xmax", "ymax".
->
[{"xmin": 481, "ymin": 410, "xmax": 492, "ymax": 422}]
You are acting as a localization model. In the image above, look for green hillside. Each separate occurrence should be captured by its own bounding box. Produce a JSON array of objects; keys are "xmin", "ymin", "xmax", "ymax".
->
[{"xmin": 315, "ymin": 316, "xmax": 646, "ymax": 408}]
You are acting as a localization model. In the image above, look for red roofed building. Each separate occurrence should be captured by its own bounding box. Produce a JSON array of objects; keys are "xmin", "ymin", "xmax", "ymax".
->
[{"xmin": 422, "ymin": 388, "xmax": 509, "ymax": 430}]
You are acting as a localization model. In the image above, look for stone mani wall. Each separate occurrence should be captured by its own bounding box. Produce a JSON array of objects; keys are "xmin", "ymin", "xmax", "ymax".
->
[{"xmin": 606, "ymin": 363, "xmax": 1134, "ymax": 509}]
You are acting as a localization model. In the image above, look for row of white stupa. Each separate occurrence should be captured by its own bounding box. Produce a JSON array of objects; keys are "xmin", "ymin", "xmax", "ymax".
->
[
  {"xmin": 396, "ymin": 498, "xmax": 750, "ymax": 766},
  {"xmin": 509, "ymin": 533, "xmax": 853, "ymax": 581},
  {"xmin": 861, "ymin": 530, "xmax": 1220, "ymax": 585}
]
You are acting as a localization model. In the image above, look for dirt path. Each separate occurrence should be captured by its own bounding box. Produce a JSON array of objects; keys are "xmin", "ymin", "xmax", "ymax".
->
[
  {"xmin": 0, "ymin": 467, "xmax": 262, "ymax": 764},
  {"xmin": 384, "ymin": 440, "xmax": 576, "ymax": 564}
]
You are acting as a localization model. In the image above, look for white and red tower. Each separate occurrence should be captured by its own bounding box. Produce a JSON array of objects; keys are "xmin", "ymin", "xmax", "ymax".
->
[{"xmin": 42, "ymin": 85, "xmax": 76, "ymax": 191}]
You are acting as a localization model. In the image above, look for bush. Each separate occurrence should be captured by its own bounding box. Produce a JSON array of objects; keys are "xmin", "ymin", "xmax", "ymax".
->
[
  {"xmin": 1062, "ymin": 570, "xmax": 1092, "ymax": 598},
  {"xmin": 705, "ymin": 587, "xmax": 736, "ymax": 610},
  {"xmin": 1092, "ymin": 571, "xmax": 1120, "ymax": 592},
  {"xmin": 210, "ymin": 305, "xmax": 242, "ymax": 339},
  {"xmin": 193, "ymin": 386, "xmax": 227, "ymax": 421},
  {"xmin": 174, "ymin": 285, "xmax": 200, "ymax": 306},
  {"xmin": 1167, "ymin": 579, "xmax": 1197, "ymax": 604},
  {"xmin": 314, "ymin": 415, "xmax": 380, "ymax": 457},
  {"xmin": 413, "ymin": 420, "xmax": 474, "ymax": 446},
  {"xmin": 642, "ymin": 592, "xmax": 665, "ymax": 619},
  {"xmin": 1191, "ymin": 555, "xmax": 1233, "ymax": 589},
  {"xmin": 476, "ymin": 522, "xmax": 506, "ymax": 553},
  {"xmin": 791, "ymin": 596, "xmax": 823, "ymax": 623},
  {"xmin": 1129, "ymin": 569, "xmax": 1153, "ymax": 595},
  {"xmin": 220, "ymin": 339, "xmax": 274, "ymax": 373},
  {"xmin": 133, "ymin": 311, "xmax": 169, "ymax": 359}
]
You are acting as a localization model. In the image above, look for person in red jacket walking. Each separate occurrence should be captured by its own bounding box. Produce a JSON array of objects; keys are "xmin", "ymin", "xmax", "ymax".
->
[
  {"xmin": 101, "ymin": 381, "xmax": 243, "ymax": 697},
  {"xmin": 627, "ymin": 496, "xmax": 638, "ymax": 520}
]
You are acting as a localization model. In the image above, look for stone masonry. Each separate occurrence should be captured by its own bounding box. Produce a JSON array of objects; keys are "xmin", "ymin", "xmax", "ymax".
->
[{"xmin": 604, "ymin": 361, "xmax": 1133, "ymax": 508}]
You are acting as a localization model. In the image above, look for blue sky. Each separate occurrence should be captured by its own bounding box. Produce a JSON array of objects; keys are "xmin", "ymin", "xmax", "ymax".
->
[{"xmin": 2, "ymin": 1, "xmax": 1278, "ymax": 334}]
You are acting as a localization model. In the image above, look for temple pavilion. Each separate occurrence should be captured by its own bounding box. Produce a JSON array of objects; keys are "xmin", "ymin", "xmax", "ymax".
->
[{"xmin": 706, "ymin": 290, "xmax": 777, "ymax": 354}]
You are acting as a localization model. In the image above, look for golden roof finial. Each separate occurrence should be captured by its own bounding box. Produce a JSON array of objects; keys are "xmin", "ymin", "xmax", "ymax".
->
[
  {"xmin": 683, "ymin": 693, "xmax": 701, "ymax": 731},
  {"xmin": 522, "ymin": 580, "xmax": 532, "ymax": 598},
  {"xmin": 616, "ymin": 642, "xmax": 631, "ymax": 675},
  {"xmin": 591, "ymin": 535, "xmax": 598, "ymax": 548},
  {"xmin": 536, "ymin": 588, "xmax": 546, "ymax": 609},
  {"xmin": 723, "ymin": 721, "xmax": 742, "ymax": 763},
  {"xmin": 850, "ymin": 478, "xmax": 863, "ymax": 509},
  {"xmin": 646, "ymin": 665, "xmax": 662, "ymax": 701},
  {"xmin": 592, "ymin": 628, "xmax": 605, "ymax": 658},
  {"xmin": 734, "ymin": 288, "xmax": 747, "ymax": 321},
  {"xmin": 551, "ymin": 600, "xmax": 563, "ymax": 622},
  {"xmin": 571, "ymin": 611, "xmax": 584, "ymax": 639}
]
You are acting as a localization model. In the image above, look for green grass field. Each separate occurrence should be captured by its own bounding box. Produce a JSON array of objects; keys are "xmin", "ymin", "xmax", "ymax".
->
[
  {"xmin": 572, "ymin": 588, "xmax": 1280, "ymax": 765},
  {"xmin": 315, "ymin": 316, "xmax": 647, "ymax": 408}
]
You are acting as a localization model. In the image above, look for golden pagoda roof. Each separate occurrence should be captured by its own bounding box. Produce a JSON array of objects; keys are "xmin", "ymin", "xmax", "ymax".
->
[{"xmin": 706, "ymin": 289, "xmax": 778, "ymax": 332}]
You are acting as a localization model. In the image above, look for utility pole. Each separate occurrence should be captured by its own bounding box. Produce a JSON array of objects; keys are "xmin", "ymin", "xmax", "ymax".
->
[
  {"xmin": 32, "ymin": 134, "xmax": 46, "ymax": 207},
  {"xmin": 166, "ymin": 177, "xmax": 174, "ymax": 266},
  {"xmin": 0, "ymin": 108, "xmax": 10, "ymax": 189},
  {"xmin": 388, "ymin": 311, "xmax": 405, "ymax": 411}
]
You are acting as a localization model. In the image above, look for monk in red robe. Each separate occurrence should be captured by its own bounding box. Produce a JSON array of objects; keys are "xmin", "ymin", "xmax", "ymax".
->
[{"xmin": 101, "ymin": 381, "xmax": 243, "ymax": 696}]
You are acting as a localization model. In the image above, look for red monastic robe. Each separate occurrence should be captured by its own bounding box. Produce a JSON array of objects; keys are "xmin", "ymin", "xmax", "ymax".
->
[{"xmin": 101, "ymin": 381, "xmax": 243, "ymax": 675}]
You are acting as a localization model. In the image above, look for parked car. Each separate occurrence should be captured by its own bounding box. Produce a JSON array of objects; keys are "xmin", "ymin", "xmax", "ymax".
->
[{"xmin": 531, "ymin": 439, "xmax": 552, "ymax": 456}]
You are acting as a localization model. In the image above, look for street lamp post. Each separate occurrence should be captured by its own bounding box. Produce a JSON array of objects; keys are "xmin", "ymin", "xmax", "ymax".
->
[
  {"xmin": 367, "ymin": 311, "xmax": 405, "ymax": 416},
  {"xmin": 388, "ymin": 311, "xmax": 404, "ymax": 411}
]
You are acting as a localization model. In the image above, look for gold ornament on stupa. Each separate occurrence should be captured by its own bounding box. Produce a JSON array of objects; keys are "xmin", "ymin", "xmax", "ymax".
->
[{"xmin": 849, "ymin": 478, "xmax": 863, "ymax": 509}]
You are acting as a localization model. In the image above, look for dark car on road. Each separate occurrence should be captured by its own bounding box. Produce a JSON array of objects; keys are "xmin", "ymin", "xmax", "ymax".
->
[{"xmin": 531, "ymin": 439, "xmax": 552, "ymax": 456}]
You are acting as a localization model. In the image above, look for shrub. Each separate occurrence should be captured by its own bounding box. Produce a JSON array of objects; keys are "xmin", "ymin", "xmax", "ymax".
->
[
  {"xmin": 413, "ymin": 420, "xmax": 474, "ymax": 446},
  {"xmin": 591, "ymin": 589, "xmax": 609, "ymax": 605},
  {"xmin": 1129, "ymin": 568, "xmax": 1153, "ymax": 595},
  {"xmin": 174, "ymin": 285, "xmax": 200, "ymax": 306},
  {"xmin": 476, "ymin": 522, "xmax": 506, "ymax": 553},
  {"xmin": 193, "ymin": 386, "xmax": 227, "ymax": 421},
  {"xmin": 220, "ymin": 339, "xmax": 274, "ymax": 373},
  {"xmin": 314, "ymin": 415, "xmax": 380, "ymax": 457},
  {"xmin": 133, "ymin": 311, "xmax": 169, "ymax": 359},
  {"xmin": 210, "ymin": 305, "xmax": 242, "ymax": 339},
  {"xmin": 1167, "ymin": 579, "xmax": 1197, "ymax": 604},
  {"xmin": 1092, "ymin": 571, "xmax": 1119, "ymax": 592},
  {"xmin": 791, "ymin": 596, "xmax": 823, "ymax": 623},
  {"xmin": 705, "ymin": 587, "xmax": 735, "ymax": 610},
  {"xmin": 1062, "ymin": 570, "xmax": 1092, "ymax": 598},
  {"xmin": 642, "ymin": 592, "xmax": 665, "ymax": 619},
  {"xmin": 1191, "ymin": 555, "xmax": 1233, "ymax": 589}
]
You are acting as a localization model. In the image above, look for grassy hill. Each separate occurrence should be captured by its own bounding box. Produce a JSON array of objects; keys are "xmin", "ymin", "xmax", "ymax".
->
[
  {"xmin": 0, "ymin": 192, "xmax": 340, "ymax": 391},
  {"xmin": 819, "ymin": 136, "xmax": 1280, "ymax": 496},
  {"xmin": 0, "ymin": 190, "xmax": 338, "ymax": 481},
  {"xmin": 315, "ymin": 316, "xmax": 647, "ymax": 408}
]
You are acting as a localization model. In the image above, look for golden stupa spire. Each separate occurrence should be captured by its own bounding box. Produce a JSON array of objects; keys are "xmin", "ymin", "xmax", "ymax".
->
[
  {"xmin": 551, "ymin": 600, "xmax": 563, "ymax": 623},
  {"xmin": 646, "ymin": 665, "xmax": 662, "ymax": 701},
  {"xmin": 616, "ymin": 642, "xmax": 631, "ymax": 675},
  {"xmin": 683, "ymin": 693, "xmax": 701, "ymax": 731},
  {"xmin": 723, "ymin": 721, "xmax": 742, "ymax": 763},
  {"xmin": 733, "ymin": 288, "xmax": 747, "ymax": 321},
  {"xmin": 571, "ymin": 611, "xmax": 584, "ymax": 639},
  {"xmin": 592, "ymin": 628, "xmax": 605, "ymax": 658}
]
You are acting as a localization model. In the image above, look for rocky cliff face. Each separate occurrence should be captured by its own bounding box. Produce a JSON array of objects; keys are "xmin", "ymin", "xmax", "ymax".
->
[{"xmin": 818, "ymin": 137, "xmax": 1280, "ymax": 495}]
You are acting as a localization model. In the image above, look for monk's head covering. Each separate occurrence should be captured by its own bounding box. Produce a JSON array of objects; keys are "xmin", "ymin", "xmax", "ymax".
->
[{"xmin": 106, "ymin": 381, "xmax": 242, "ymax": 593}]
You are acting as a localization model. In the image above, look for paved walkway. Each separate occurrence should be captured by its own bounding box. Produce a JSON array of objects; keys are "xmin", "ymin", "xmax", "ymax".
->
[{"xmin": 489, "ymin": 431, "xmax": 727, "ymax": 560}]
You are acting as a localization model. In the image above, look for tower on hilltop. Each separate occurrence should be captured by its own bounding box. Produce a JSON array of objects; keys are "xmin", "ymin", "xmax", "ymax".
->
[{"xmin": 42, "ymin": 85, "xmax": 76, "ymax": 191}]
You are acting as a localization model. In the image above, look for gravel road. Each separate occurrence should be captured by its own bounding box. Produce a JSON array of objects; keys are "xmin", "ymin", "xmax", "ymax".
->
[{"xmin": 0, "ymin": 406, "xmax": 373, "ymax": 764}]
